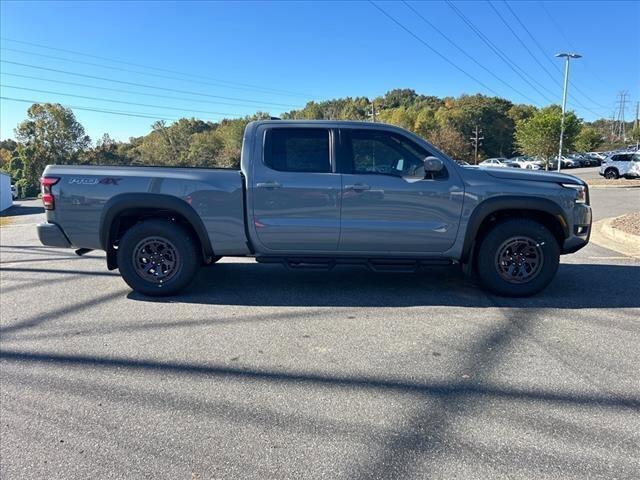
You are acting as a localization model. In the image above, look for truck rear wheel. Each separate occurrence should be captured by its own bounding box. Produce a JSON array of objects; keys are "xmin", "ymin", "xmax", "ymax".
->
[
  {"xmin": 117, "ymin": 219, "xmax": 199, "ymax": 296},
  {"xmin": 475, "ymin": 219, "xmax": 559, "ymax": 297}
]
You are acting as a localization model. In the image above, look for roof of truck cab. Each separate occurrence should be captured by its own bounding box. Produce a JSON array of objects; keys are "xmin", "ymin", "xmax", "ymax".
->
[{"xmin": 250, "ymin": 120, "xmax": 393, "ymax": 128}]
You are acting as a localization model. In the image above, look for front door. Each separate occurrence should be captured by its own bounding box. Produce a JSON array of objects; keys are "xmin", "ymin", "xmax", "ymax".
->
[
  {"xmin": 250, "ymin": 127, "xmax": 342, "ymax": 251},
  {"xmin": 338, "ymin": 128, "xmax": 464, "ymax": 254}
]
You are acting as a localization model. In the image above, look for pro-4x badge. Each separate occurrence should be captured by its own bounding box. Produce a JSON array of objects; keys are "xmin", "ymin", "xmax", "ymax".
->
[
  {"xmin": 69, "ymin": 177, "xmax": 98, "ymax": 185},
  {"xmin": 68, "ymin": 177, "xmax": 122, "ymax": 185}
]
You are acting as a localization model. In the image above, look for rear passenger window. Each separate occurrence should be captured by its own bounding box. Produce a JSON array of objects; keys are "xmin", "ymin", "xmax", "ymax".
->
[
  {"xmin": 612, "ymin": 154, "xmax": 631, "ymax": 162},
  {"xmin": 264, "ymin": 128, "xmax": 331, "ymax": 173}
]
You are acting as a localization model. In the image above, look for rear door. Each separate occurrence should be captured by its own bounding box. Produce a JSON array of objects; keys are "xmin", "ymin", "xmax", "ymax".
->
[
  {"xmin": 611, "ymin": 153, "xmax": 632, "ymax": 175},
  {"xmin": 337, "ymin": 128, "xmax": 464, "ymax": 254},
  {"xmin": 250, "ymin": 126, "xmax": 342, "ymax": 251}
]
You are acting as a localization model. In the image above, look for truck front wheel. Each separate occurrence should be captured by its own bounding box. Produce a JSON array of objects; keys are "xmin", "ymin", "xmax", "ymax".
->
[
  {"xmin": 117, "ymin": 219, "xmax": 199, "ymax": 296},
  {"xmin": 475, "ymin": 219, "xmax": 560, "ymax": 297}
]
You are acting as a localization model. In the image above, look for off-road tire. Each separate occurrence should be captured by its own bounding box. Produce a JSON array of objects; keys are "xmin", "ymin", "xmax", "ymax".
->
[
  {"xmin": 117, "ymin": 219, "xmax": 199, "ymax": 296},
  {"xmin": 475, "ymin": 219, "xmax": 560, "ymax": 297}
]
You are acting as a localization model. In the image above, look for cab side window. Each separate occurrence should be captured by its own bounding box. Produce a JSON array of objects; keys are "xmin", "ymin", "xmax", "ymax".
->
[
  {"xmin": 344, "ymin": 129, "xmax": 440, "ymax": 178},
  {"xmin": 264, "ymin": 128, "xmax": 331, "ymax": 173}
]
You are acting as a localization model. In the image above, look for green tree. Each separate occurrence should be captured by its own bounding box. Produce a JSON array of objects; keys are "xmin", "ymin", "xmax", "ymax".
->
[
  {"xmin": 574, "ymin": 126, "xmax": 603, "ymax": 152},
  {"xmin": 507, "ymin": 104, "xmax": 537, "ymax": 124},
  {"xmin": 383, "ymin": 107, "xmax": 416, "ymax": 131},
  {"xmin": 0, "ymin": 148, "xmax": 12, "ymax": 173},
  {"xmin": 515, "ymin": 105, "xmax": 582, "ymax": 168},
  {"xmin": 210, "ymin": 118, "xmax": 248, "ymax": 168},
  {"xmin": 0, "ymin": 139, "xmax": 18, "ymax": 152},
  {"xmin": 414, "ymin": 108, "xmax": 438, "ymax": 138},
  {"xmin": 435, "ymin": 94, "xmax": 516, "ymax": 158},
  {"xmin": 187, "ymin": 130, "xmax": 224, "ymax": 167},
  {"xmin": 137, "ymin": 118, "xmax": 214, "ymax": 166},
  {"xmin": 382, "ymin": 89, "xmax": 419, "ymax": 108},
  {"xmin": 14, "ymin": 103, "xmax": 90, "ymax": 191},
  {"xmin": 80, "ymin": 133, "xmax": 128, "ymax": 165}
]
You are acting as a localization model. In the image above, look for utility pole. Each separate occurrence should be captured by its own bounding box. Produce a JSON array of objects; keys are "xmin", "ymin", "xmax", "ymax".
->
[
  {"xmin": 633, "ymin": 102, "xmax": 640, "ymax": 150},
  {"xmin": 614, "ymin": 91, "xmax": 628, "ymax": 140},
  {"xmin": 368, "ymin": 100, "xmax": 377, "ymax": 123},
  {"xmin": 470, "ymin": 125, "xmax": 484, "ymax": 164},
  {"xmin": 609, "ymin": 111, "xmax": 616, "ymax": 142}
]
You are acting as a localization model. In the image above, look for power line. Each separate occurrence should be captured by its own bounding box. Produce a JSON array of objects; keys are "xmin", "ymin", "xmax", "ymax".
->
[
  {"xmin": 368, "ymin": 1, "xmax": 503, "ymax": 97},
  {"xmin": 501, "ymin": 3, "xmax": 563, "ymax": 76},
  {"xmin": 538, "ymin": 0, "xmax": 612, "ymax": 92},
  {"xmin": 0, "ymin": 96, "xmax": 183, "ymax": 121},
  {"xmin": 1, "ymin": 37, "xmax": 312, "ymax": 98},
  {"xmin": 0, "ymin": 46, "xmax": 308, "ymax": 100},
  {"xmin": 0, "ymin": 72, "xmax": 282, "ymax": 110},
  {"xmin": 0, "ymin": 60, "xmax": 300, "ymax": 109},
  {"xmin": 444, "ymin": 0, "xmax": 556, "ymax": 104},
  {"xmin": 487, "ymin": 0, "xmax": 605, "ymax": 118},
  {"xmin": 502, "ymin": 1, "xmax": 610, "ymax": 111},
  {"xmin": 0, "ymin": 84, "xmax": 244, "ymax": 117},
  {"xmin": 401, "ymin": 0, "xmax": 542, "ymax": 106},
  {"xmin": 538, "ymin": 1, "xmax": 578, "ymax": 52},
  {"xmin": 486, "ymin": 1, "xmax": 561, "ymax": 88}
]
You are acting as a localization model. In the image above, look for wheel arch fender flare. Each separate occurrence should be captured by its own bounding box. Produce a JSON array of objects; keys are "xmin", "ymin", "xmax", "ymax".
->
[
  {"xmin": 460, "ymin": 195, "xmax": 570, "ymax": 263},
  {"xmin": 99, "ymin": 193, "xmax": 215, "ymax": 264}
]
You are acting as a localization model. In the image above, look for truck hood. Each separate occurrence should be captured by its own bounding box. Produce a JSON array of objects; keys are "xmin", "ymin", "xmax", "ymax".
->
[{"xmin": 481, "ymin": 167, "xmax": 585, "ymax": 185}]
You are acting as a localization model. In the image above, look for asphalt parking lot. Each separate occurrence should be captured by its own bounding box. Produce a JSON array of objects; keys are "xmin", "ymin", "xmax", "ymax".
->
[{"xmin": 1, "ymin": 184, "xmax": 639, "ymax": 479}]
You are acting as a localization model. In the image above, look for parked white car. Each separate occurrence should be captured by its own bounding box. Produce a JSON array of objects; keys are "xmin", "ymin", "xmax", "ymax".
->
[
  {"xmin": 599, "ymin": 152, "xmax": 640, "ymax": 179},
  {"xmin": 523, "ymin": 159, "xmax": 544, "ymax": 170},
  {"xmin": 586, "ymin": 152, "xmax": 606, "ymax": 161},
  {"xmin": 11, "ymin": 184, "xmax": 18, "ymax": 199},
  {"xmin": 479, "ymin": 157, "xmax": 508, "ymax": 167},
  {"xmin": 560, "ymin": 156, "xmax": 578, "ymax": 168},
  {"xmin": 512, "ymin": 156, "xmax": 545, "ymax": 170},
  {"xmin": 479, "ymin": 157, "xmax": 520, "ymax": 168}
]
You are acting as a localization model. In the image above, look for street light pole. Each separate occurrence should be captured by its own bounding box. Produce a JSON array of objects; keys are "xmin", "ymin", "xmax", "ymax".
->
[{"xmin": 555, "ymin": 52, "xmax": 582, "ymax": 172}]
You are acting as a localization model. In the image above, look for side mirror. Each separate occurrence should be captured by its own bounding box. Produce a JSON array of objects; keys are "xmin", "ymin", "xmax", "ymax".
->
[{"xmin": 423, "ymin": 156, "xmax": 444, "ymax": 173}]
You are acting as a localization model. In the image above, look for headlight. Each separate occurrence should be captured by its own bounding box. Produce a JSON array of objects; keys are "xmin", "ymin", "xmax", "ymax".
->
[{"xmin": 562, "ymin": 183, "xmax": 587, "ymax": 204}]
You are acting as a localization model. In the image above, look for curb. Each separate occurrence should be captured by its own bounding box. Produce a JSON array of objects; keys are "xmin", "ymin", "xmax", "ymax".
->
[
  {"xmin": 588, "ymin": 183, "xmax": 640, "ymax": 189},
  {"xmin": 590, "ymin": 216, "xmax": 640, "ymax": 260},
  {"xmin": 601, "ymin": 217, "xmax": 640, "ymax": 246}
]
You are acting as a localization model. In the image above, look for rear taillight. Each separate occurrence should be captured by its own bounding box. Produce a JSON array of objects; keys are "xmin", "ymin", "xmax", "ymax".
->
[{"xmin": 40, "ymin": 176, "xmax": 60, "ymax": 210}]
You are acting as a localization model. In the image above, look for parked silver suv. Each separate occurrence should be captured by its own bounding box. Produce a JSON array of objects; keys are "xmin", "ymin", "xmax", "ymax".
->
[{"xmin": 599, "ymin": 152, "xmax": 640, "ymax": 179}]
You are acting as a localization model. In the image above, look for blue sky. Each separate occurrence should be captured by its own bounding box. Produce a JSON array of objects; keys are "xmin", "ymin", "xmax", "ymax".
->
[{"xmin": 1, "ymin": 0, "xmax": 638, "ymax": 142}]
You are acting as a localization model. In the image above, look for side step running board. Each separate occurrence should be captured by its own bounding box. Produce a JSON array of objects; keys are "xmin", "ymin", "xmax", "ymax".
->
[{"xmin": 256, "ymin": 256, "xmax": 453, "ymax": 272}]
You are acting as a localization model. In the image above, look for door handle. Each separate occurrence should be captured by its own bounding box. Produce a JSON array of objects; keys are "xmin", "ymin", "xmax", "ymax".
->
[
  {"xmin": 256, "ymin": 181, "xmax": 281, "ymax": 189},
  {"xmin": 345, "ymin": 183, "xmax": 370, "ymax": 192}
]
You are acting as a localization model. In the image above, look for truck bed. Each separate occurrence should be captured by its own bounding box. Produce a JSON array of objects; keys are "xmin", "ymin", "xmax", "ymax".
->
[{"xmin": 42, "ymin": 164, "xmax": 250, "ymax": 255}]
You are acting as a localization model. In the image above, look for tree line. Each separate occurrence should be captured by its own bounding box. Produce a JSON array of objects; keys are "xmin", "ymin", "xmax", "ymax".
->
[{"xmin": 1, "ymin": 88, "xmax": 638, "ymax": 197}]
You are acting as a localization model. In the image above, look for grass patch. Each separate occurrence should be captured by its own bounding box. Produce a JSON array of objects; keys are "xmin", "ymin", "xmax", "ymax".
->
[{"xmin": 0, "ymin": 216, "xmax": 14, "ymax": 227}]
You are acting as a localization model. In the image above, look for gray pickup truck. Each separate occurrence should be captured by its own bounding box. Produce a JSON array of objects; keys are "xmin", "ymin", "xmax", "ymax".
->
[{"xmin": 38, "ymin": 120, "xmax": 591, "ymax": 297}]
